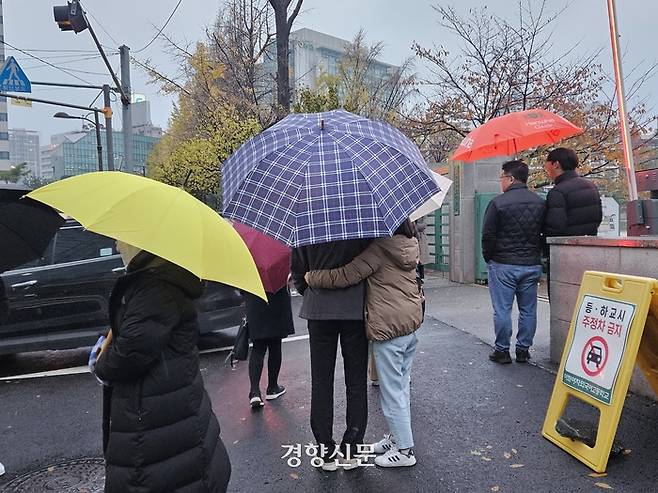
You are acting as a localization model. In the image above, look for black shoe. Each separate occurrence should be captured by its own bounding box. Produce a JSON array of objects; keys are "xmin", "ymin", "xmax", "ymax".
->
[
  {"xmin": 489, "ymin": 350, "xmax": 512, "ymax": 364},
  {"xmin": 516, "ymin": 349, "xmax": 531, "ymax": 363},
  {"xmin": 266, "ymin": 385, "xmax": 286, "ymax": 400},
  {"xmin": 249, "ymin": 391, "xmax": 264, "ymax": 409}
]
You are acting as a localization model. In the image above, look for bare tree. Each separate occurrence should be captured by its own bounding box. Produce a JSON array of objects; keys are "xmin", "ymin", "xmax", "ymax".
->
[
  {"xmin": 410, "ymin": 0, "xmax": 656, "ymax": 195},
  {"xmin": 268, "ymin": 0, "xmax": 303, "ymax": 116},
  {"xmin": 209, "ymin": 0, "xmax": 277, "ymax": 126}
]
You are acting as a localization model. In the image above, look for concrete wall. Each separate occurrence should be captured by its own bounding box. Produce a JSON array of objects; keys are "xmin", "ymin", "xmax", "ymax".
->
[
  {"xmin": 449, "ymin": 157, "xmax": 505, "ymax": 283},
  {"xmin": 548, "ymin": 236, "xmax": 658, "ymax": 400}
]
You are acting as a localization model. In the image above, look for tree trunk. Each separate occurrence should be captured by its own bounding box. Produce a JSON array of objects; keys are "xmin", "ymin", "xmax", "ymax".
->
[
  {"xmin": 273, "ymin": 6, "xmax": 290, "ymax": 115},
  {"xmin": 268, "ymin": 0, "xmax": 302, "ymax": 119}
]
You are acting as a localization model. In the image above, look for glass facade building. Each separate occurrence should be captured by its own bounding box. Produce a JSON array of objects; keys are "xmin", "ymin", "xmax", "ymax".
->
[{"xmin": 51, "ymin": 130, "xmax": 160, "ymax": 178}]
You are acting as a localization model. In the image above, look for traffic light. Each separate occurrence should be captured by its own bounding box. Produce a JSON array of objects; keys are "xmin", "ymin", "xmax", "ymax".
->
[{"xmin": 53, "ymin": 0, "xmax": 88, "ymax": 34}]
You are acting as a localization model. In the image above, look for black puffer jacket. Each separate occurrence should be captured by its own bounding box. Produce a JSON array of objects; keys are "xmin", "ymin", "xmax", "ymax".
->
[
  {"xmin": 95, "ymin": 252, "xmax": 231, "ymax": 493},
  {"xmin": 482, "ymin": 183, "xmax": 546, "ymax": 265},
  {"xmin": 544, "ymin": 170, "xmax": 602, "ymax": 237}
]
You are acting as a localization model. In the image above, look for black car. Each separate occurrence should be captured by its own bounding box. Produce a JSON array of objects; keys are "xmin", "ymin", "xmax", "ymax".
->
[{"xmin": 0, "ymin": 221, "xmax": 245, "ymax": 355}]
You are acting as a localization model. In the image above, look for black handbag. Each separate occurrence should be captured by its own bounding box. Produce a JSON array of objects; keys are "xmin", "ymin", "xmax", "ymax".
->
[{"xmin": 225, "ymin": 319, "xmax": 249, "ymax": 367}]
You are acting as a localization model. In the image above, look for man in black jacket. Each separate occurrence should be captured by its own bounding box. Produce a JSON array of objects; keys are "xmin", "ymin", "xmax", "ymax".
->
[
  {"xmin": 291, "ymin": 239, "xmax": 370, "ymax": 470},
  {"xmin": 543, "ymin": 147, "xmax": 602, "ymax": 237},
  {"xmin": 482, "ymin": 160, "xmax": 545, "ymax": 364},
  {"xmin": 543, "ymin": 147, "xmax": 602, "ymax": 298}
]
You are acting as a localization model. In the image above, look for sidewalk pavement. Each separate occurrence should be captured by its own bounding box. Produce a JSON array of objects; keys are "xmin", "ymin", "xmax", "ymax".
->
[
  {"xmin": 2, "ymin": 273, "xmax": 658, "ymax": 492},
  {"xmin": 211, "ymin": 317, "xmax": 658, "ymax": 492},
  {"xmin": 422, "ymin": 271, "xmax": 553, "ymax": 368}
]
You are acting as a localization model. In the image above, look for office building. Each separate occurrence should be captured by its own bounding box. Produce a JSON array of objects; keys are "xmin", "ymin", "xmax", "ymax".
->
[{"xmin": 9, "ymin": 128, "xmax": 40, "ymax": 177}]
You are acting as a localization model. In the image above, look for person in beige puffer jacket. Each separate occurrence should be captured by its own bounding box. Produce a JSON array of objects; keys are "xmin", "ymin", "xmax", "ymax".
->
[{"xmin": 305, "ymin": 219, "xmax": 423, "ymax": 468}]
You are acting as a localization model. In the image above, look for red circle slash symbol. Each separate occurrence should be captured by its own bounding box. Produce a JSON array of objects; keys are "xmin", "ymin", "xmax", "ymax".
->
[{"xmin": 580, "ymin": 336, "xmax": 609, "ymax": 377}]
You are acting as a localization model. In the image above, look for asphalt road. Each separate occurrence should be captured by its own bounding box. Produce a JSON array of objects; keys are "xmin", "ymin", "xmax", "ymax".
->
[{"xmin": 2, "ymin": 310, "xmax": 658, "ymax": 492}]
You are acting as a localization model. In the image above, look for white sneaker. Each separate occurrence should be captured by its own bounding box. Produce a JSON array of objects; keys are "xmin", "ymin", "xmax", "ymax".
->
[
  {"xmin": 339, "ymin": 457, "xmax": 360, "ymax": 470},
  {"xmin": 372, "ymin": 434, "xmax": 396, "ymax": 454},
  {"xmin": 375, "ymin": 449, "xmax": 417, "ymax": 468},
  {"xmin": 320, "ymin": 459, "xmax": 338, "ymax": 472},
  {"xmin": 0, "ymin": 461, "xmax": 5, "ymax": 476}
]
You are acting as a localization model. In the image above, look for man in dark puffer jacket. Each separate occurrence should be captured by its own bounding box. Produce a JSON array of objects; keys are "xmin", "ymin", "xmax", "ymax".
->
[
  {"xmin": 482, "ymin": 160, "xmax": 546, "ymax": 365},
  {"xmin": 543, "ymin": 147, "xmax": 602, "ymax": 237},
  {"xmin": 95, "ymin": 244, "xmax": 231, "ymax": 493},
  {"xmin": 542, "ymin": 147, "xmax": 602, "ymax": 299}
]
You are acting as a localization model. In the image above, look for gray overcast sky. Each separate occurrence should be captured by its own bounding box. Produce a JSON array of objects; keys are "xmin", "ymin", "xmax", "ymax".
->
[{"xmin": 3, "ymin": 0, "xmax": 656, "ymax": 142}]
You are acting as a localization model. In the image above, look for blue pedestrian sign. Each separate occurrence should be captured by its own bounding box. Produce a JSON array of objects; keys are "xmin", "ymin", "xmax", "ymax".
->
[{"xmin": 0, "ymin": 57, "xmax": 31, "ymax": 93}]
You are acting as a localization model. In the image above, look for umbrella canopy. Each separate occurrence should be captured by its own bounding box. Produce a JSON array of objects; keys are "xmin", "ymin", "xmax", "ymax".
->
[
  {"xmin": 233, "ymin": 221, "xmax": 290, "ymax": 294},
  {"xmin": 27, "ymin": 172, "xmax": 266, "ymax": 300},
  {"xmin": 222, "ymin": 109, "xmax": 440, "ymax": 247},
  {"xmin": 0, "ymin": 196, "xmax": 64, "ymax": 273},
  {"xmin": 450, "ymin": 109, "xmax": 583, "ymax": 162},
  {"xmin": 409, "ymin": 172, "xmax": 453, "ymax": 222}
]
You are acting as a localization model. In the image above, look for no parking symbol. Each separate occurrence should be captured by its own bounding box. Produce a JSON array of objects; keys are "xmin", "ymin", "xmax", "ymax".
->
[
  {"xmin": 581, "ymin": 336, "xmax": 609, "ymax": 377},
  {"xmin": 562, "ymin": 295, "xmax": 636, "ymax": 405}
]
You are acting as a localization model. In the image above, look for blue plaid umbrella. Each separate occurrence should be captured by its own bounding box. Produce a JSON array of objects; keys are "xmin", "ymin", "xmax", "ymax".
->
[{"xmin": 222, "ymin": 109, "xmax": 440, "ymax": 247}]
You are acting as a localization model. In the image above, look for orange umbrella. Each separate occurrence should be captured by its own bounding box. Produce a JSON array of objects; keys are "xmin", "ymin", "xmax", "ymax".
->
[{"xmin": 450, "ymin": 109, "xmax": 583, "ymax": 162}]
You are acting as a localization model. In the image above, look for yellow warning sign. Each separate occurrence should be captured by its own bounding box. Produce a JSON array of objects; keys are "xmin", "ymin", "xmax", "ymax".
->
[{"xmin": 542, "ymin": 271, "xmax": 658, "ymax": 473}]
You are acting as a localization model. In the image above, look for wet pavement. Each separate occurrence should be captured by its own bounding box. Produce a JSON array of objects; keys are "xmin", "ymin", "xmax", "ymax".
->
[{"xmin": 1, "ymin": 277, "xmax": 658, "ymax": 492}]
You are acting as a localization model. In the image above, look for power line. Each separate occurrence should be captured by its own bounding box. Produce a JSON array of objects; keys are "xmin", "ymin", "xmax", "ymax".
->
[
  {"xmin": 84, "ymin": 6, "xmax": 120, "ymax": 47},
  {"xmin": 0, "ymin": 40, "xmax": 93, "ymax": 84},
  {"xmin": 134, "ymin": 0, "xmax": 184, "ymax": 54},
  {"xmin": 23, "ymin": 54, "xmax": 105, "ymax": 69},
  {"xmin": 4, "ymin": 48, "xmax": 99, "ymax": 54}
]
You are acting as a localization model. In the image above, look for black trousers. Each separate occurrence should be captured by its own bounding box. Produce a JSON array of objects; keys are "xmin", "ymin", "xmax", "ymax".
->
[
  {"xmin": 248, "ymin": 338, "xmax": 282, "ymax": 393},
  {"xmin": 308, "ymin": 319, "xmax": 368, "ymax": 457}
]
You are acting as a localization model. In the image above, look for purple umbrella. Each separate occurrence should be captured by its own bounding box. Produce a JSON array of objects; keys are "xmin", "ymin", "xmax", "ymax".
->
[{"xmin": 222, "ymin": 109, "xmax": 439, "ymax": 247}]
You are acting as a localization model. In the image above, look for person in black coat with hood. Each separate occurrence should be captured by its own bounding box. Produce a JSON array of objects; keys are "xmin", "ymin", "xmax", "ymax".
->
[
  {"xmin": 94, "ymin": 241, "xmax": 231, "ymax": 493},
  {"xmin": 244, "ymin": 285, "xmax": 295, "ymax": 408}
]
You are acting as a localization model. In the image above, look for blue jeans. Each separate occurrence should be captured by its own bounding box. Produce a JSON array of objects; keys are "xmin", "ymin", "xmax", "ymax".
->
[
  {"xmin": 372, "ymin": 332, "xmax": 418, "ymax": 450},
  {"xmin": 487, "ymin": 261, "xmax": 542, "ymax": 352}
]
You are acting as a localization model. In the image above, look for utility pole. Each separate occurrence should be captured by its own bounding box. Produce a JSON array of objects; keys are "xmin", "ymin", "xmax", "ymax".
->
[
  {"xmin": 120, "ymin": 45, "xmax": 133, "ymax": 173},
  {"xmin": 93, "ymin": 111, "xmax": 103, "ymax": 171},
  {"xmin": 102, "ymin": 84, "xmax": 114, "ymax": 171}
]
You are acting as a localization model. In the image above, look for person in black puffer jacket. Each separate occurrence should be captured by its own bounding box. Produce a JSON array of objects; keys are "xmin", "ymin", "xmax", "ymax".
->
[
  {"xmin": 94, "ymin": 242, "xmax": 231, "ymax": 493},
  {"xmin": 543, "ymin": 147, "xmax": 603, "ymax": 237},
  {"xmin": 542, "ymin": 147, "xmax": 603, "ymax": 300},
  {"xmin": 482, "ymin": 160, "xmax": 546, "ymax": 365}
]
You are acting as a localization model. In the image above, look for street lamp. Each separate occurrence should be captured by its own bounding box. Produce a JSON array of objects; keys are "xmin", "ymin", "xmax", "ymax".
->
[{"xmin": 54, "ymin": 111, "xmax": 103, "ymax": 172}]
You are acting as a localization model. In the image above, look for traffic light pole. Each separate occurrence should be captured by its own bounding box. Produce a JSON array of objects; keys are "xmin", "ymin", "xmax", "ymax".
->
[{"xmin": 54, "ymin": 0, "xmax": 132, "ymax": 172}]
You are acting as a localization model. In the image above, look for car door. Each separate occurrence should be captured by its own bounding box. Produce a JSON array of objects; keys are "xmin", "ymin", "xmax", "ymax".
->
[{"xmin": 0, "ymin": 223, "xmax": 123, "ymax": 353}]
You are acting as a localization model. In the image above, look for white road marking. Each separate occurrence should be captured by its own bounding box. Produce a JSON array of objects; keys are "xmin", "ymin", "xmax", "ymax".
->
[{"xmin": 0, "ymin": 334, "xmax": 311, "ymax": 381}]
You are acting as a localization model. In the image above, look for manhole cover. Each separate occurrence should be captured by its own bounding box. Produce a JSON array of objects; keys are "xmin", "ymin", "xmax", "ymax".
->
[{"xmin": 1, "ymin": 458, "xmax": 105, "ymax": 492}]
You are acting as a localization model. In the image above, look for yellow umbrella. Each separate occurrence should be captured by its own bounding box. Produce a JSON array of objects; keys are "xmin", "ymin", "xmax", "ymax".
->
[{"xmin": 28, "ymin": 172, "xmax": 266, "ymax": 300}]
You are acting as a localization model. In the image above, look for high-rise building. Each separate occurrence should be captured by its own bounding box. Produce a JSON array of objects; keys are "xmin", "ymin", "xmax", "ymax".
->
[
  {"xmin": 9, "ymin": 128, "xmax": 40, "ymax": 177},
  {"xmin": 262, "ymin": 28, "xmax": 400, "ymax": 97},
  {"xmin": 131, "ymin": 101, "xmax": 163, "ymax": 138},
  {"xmin": 44, "ymin": 99, "xmax": 163, "ymax": 179},
  {"xmin": 0, "ymin": 0, "xmax": 10, "ymax": 171},
  {"xmin": 48, "ymin": 130, "xmax": 160, "ymax": 178},
  {"xmin": 40, "ymin": 144, "xmax": 55, "ymax": 180}
]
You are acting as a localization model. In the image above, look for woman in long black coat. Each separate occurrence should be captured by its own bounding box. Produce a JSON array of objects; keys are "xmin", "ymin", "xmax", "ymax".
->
[
  {"xmin": 95, "ymin": 246, "xmax": 231, "ymax": 493},
  {"xmin": 244, "ymin": 286, "xmax": 295, "ymax": 408}
]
